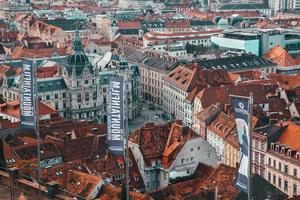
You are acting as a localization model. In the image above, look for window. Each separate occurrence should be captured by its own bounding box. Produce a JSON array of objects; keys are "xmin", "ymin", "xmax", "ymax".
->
[
  {"xmin": 279, "ymin": 162, "xmax": 282, "ymax": 171},
  {"xmin": 268, "ymin": 173, "xmax": 271, "ymax": 181},
  {"xmin": 273, "ymin": 160, "xmax": 276, "ymax": 168},
  {"xmin": 273, "ymin": 175, "xmax": 276, "ymax": 184},
  {"xmin": 198, "ymin": 146, "xmax": 200, "ymax": 150},
  {"xmin": 191, "ymin": 148, "xmax": 193, "ymax": 152},
  {"xmin": 63, "ymin": 92, "xmax": 66, "ymax": 98},
  {"xmin": 284, "ymin": 180, "xmax": 288, "ymax": 191},
  {"xmin": 85, "ymin": 80, "xmax": 89, "ymax": 84},
  {"xmin": 285, "ymin": 165, "xmax": 289, "ymax": 173},
  {"xmin": 55, "ymin": 93, "xmax": 58, "ymax": 99},
  {"xmin": 294, "ymin": 169, "xmax": 298, "ymax": 177},
  {"xmin": 85, "ymin": 92, "xmax": 89, "ymax": 101},
  {"xmin": 46, "ymin": 95, "xmax": 50, "ymax": 100},
  {"xmin": 278, "ymin": 178, "xmax": 282, "ymax": 188},
  {"xmin": 294, "ymin": 184, "xmax": 297, "ymax": 195},
  {"xmin": 268, "ymin": 158, "xmax": 271, "ymax": 166},
  {"xmin": 77, "ymin": 93, "xmax": 81, "ymax": 102},
  {"xmin": 93, "ymin": 91, "xmax": 97, "ymax": 100}
]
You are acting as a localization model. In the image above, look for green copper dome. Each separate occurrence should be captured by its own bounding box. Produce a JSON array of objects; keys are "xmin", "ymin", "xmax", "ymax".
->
[{"xmin": 66, "ymin": 31, "xmax": 94, "ymax": 76}]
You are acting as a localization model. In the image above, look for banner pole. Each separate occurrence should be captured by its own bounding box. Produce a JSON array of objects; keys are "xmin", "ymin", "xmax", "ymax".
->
[
  {"xmin": 33, "ymin": 59, "xmax": 42, "ymax": 200},
  {"xmin": 125, "ymin": 76, "xmax": 130, "ymax": 200},
  {"xmin": 248, "ymin": 93, "xmax": 253, "ymax": 200}
]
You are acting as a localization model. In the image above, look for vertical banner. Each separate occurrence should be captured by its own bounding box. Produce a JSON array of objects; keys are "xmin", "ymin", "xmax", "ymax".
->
[
  {"xmin": 231, "ymin": 95, "xmax": 251, "ymax": 193},
  {"xmin": 20, "ymin": 59, "xmax": 36, "ymax": 129},
  {"xmin": 107, "ymin": 76, "xmax": 125, "ymax": 156}
]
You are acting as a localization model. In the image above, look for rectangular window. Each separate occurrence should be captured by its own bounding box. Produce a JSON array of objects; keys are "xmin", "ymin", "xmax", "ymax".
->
[
  {"xmin": 294, "ymin": 184, "xmax": 297, "ymax": 195},
  {"xmin": 273, "ymin": 175, "xmax": 276, "ymax": 184},
  {"xmin": 294, "ymin": 169, "xmax": 298, "ymax": 177},
  {"xmin": 268, "ymin": 158, "xmax": 271, "ymax": 166},
  {"xmin": 46, "ymin": 95, "xmax": 50, "ymax": 100},
  {"xmin": 268, "ymin": 173, "xmax": 271, "ymax": 181},
  {"xmin": 279, "ymin": 162, "xmax": 282, "ymax": 171},
  {"xmin": 285, "ymin": 165, "xmax": 289, "ymax": 174},
  {"xmin": 273, "ymin": 160, "xmax": 276, "ymax": 168},
  {"xmin": 278, "ymin": 178, "xmax": 282, "ymax": 188},
  {"xmin": 63, "ymin": 92, "xmax": 66, "ymax": 98},
  {"xmin": 284, "ymin": 181, "xmax": 288, "ymax": 191}
]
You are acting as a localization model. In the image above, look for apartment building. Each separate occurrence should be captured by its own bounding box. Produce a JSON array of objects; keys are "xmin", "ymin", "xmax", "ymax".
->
[{"xmin": 265, "ymin": 123, "xmax": 300, "ymax": 197}]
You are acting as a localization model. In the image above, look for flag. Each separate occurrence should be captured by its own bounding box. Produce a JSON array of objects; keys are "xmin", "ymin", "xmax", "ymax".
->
[{"xmin": 231, "ymin": 95, "xmax": 251, "ymax": 193}]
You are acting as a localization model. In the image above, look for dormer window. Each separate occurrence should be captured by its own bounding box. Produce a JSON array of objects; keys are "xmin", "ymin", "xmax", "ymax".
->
[
  {"xmin": 281, "ymin": 147, "xmax": 285, "ymax": 154},
  {"xmin": 271, "ymin": 143, "xmax": 274, "ymax": 150},
  {"xmin": 296, "ymin": 153, "xmax": 300, "ymax": 160},
  {"xmin": 287, "ymin": 150, "xmax": 292, "ymax": 158}
]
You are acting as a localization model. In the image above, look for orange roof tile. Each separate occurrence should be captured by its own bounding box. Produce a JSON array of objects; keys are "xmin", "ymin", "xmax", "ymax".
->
[
  {"xmin": 263, "ymin": 45, "xmax": 297, "ymax": 67},
  {"xmin": 117, "ymin": 21, "xmax": 141, "ymax": 30},
  {"xmin": 0, "ymin": 99, "xmax": 57, "ymax": 119},
  {"xmin": 295, "ymin": 53, "xmax": 300, "ymax": 65},
  {"xmin": 278, "ymin": 123, "xmax": 300, "ymax": 151}
]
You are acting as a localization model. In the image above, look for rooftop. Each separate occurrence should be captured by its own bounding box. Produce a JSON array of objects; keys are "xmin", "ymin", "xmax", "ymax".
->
[
  {"xmin": 263, "ymin": 46, "xmax": 297, "ymax": 67},
  {"xmin": 164, "ymin": 63, "xmax": 232, "ymax": 92},
  {"xmin": 278, "ymin": 123, "xmax": 300, "ymax": 151}
]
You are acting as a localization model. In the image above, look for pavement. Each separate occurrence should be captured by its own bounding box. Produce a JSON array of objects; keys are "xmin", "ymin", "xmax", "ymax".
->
[{"xmin": 128, "ymin": 102, "xmax": 168, "ymax": 132}]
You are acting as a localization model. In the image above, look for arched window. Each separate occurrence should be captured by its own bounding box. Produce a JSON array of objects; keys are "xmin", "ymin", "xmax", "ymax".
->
[
  {"xmin": 85, "ymin": 92, "xmax": 89, "ymax": 101},
  {"xmin": 77, "ymin": 93, "xmax": 81, "ymax": 102},
  {"xmin": 93, "ymin": 91, "xmax": 97, "ymax": 100}
]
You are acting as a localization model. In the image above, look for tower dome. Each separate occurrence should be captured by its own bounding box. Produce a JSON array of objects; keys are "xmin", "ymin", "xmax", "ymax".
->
[
  {"xmin": 66, "ymin": 31, "xmax": 93, "ymax": 77},
  {"xmin": 218, "ymin": 18, "xmax": 228, "ymax": 30}
]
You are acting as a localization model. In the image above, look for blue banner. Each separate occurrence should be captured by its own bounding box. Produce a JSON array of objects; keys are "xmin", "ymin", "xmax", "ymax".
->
[
  {"xmin": 20, "ymin": 59, "xmax": 36, "ymax": 129},
  {"xmin": 231, "ymin": 95, "xmax": 250, "ymax": 193},
  {"xmin": 107, "ymin": 76, "xmax": 125, "ymax": 156}
]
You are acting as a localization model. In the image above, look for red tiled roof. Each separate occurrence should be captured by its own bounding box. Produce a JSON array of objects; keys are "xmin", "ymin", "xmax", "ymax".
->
[
  {"xmin": 162, "ymin": 121, "xmax": 199, "ymax": 168},
  {"xmin": 99, "ymin": 184, "xmax": 153, "ymax": 200},
  {"xmin": 163, "ymin": 63, "xmax": 232, "ymax": 92},
  {"xmin": 149, "ymin": 163, "xmax": 237, "ymax": 200},
  {"xmin": 12, "ymin": 46, "xmax": 71, "ymax": 60},
  {"xmin": 13, "ymin": 142, "xmax": 61, "ymax": 161},
  {"xmin": 278, "ymin": 123, "xmax": 300, "ymax": 151},
  {"xmin": 263, "ymin": 45, "xmax": 297, "ymax": 67},
  {"xmin": 0, "ymin": 99, "xmax": 57, "ymax": 119},
  {"xmin": 44, "ymin": 134, "xmax": 98, "ymax": 162},
  {"xmin": 66, "ymin": 170, "xmax": 102, "ymax": 198},
  {"xmin": 40, "ymin": 160, "xmax": 88, "ymax": 187},
  {"xmin": 295, "ymin": 53, "xmax": 300, "ymax": 65},
  {"xmin": 117, "ymin": 21, "xmax": 141, "ymax": 30},
  {"xmin": 37, "ymin": 66, "xmax": 59, "ymax": 78},
  {"xmin": 268, "ymin": 73, "xmax": 300, "ymax": 89},
  {"xmin": 165, "ymin": 20, "xmax": 191, "ymax": 28},
  {"xmin": 129, "ymin": 121, "xmax": 197, "ymax": 168},
  {"xmin": 196, "ymin": 82, "xmax": 279, "ymax": 109}
]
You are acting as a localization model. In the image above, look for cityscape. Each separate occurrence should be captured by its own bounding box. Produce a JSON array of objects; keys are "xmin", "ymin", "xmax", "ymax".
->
[{"xmin": 1, "ymin": 0, "xmax": 300, "ymax": 199}]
